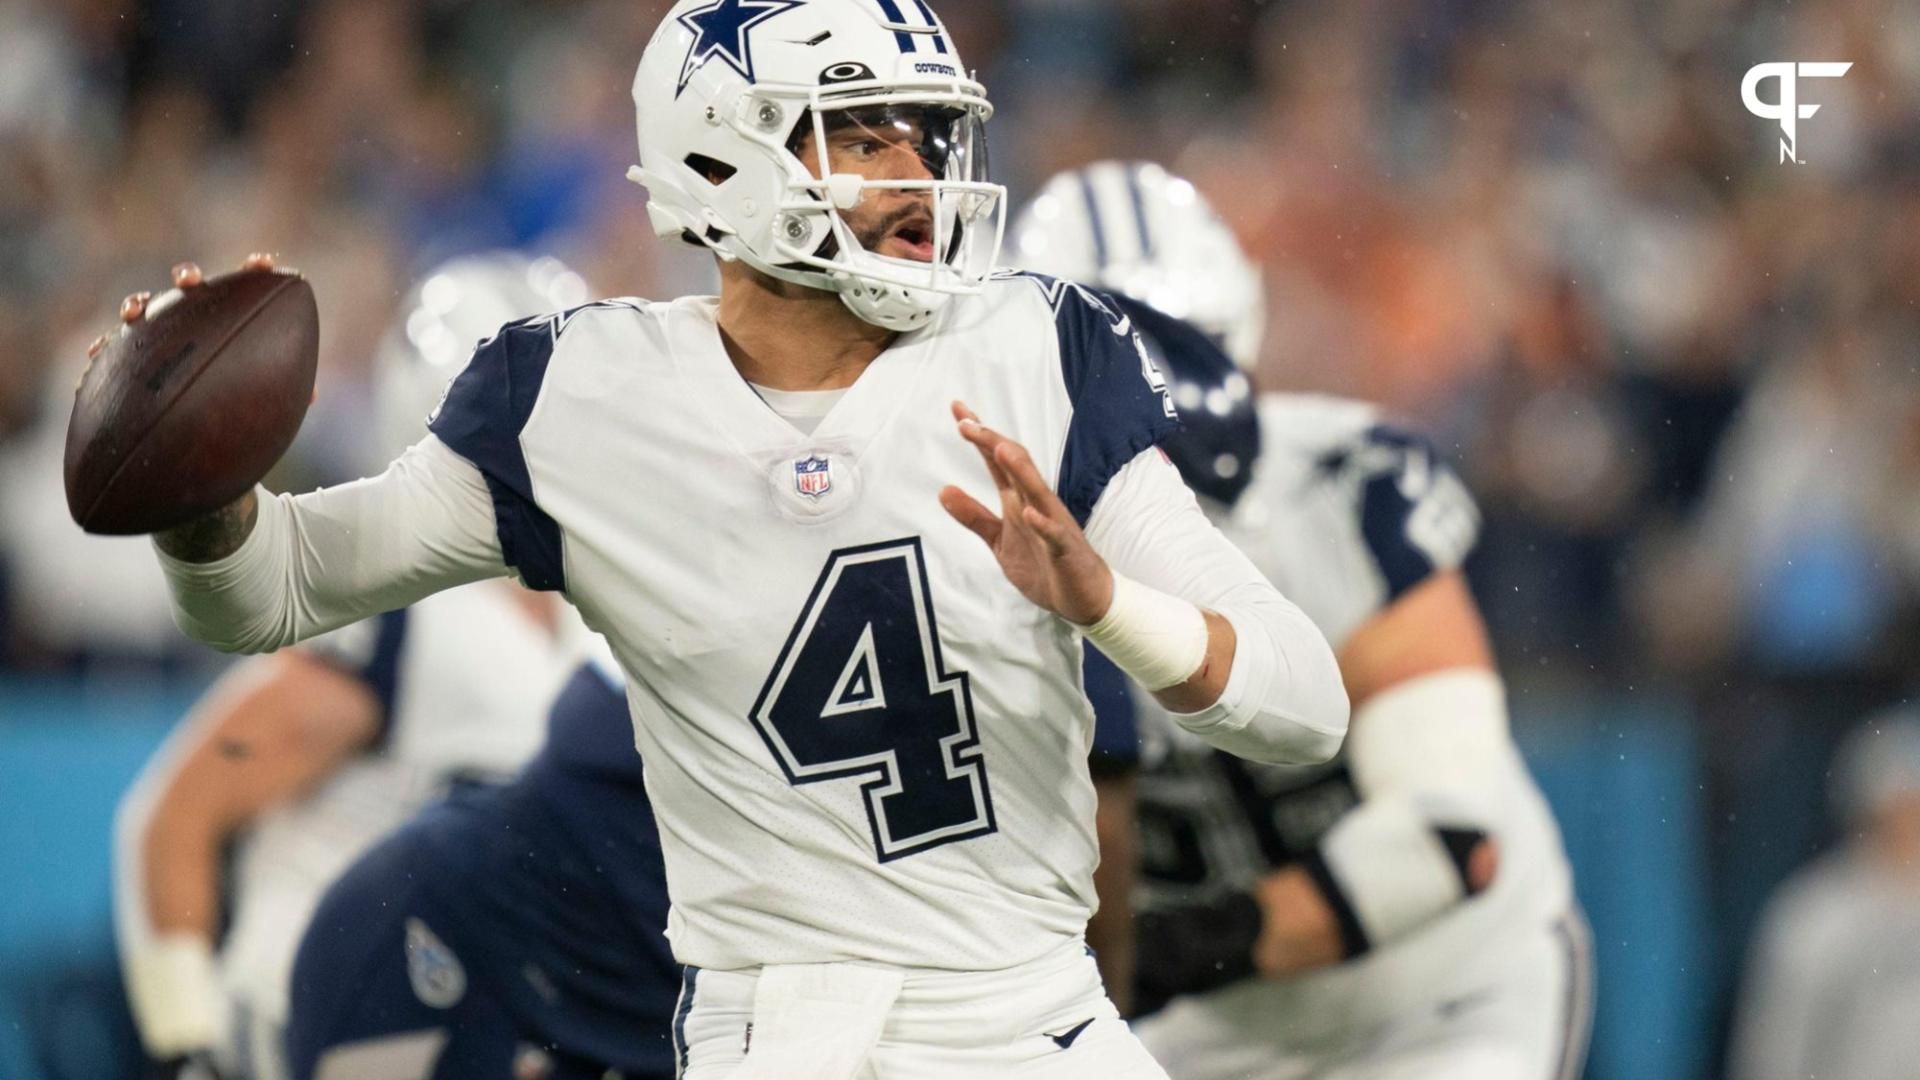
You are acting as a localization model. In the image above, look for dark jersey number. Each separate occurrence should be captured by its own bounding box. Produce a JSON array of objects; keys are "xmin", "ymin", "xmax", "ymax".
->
[{"xmin": 749, "ymin": 539, "xmax": 996, "ymax": 861}]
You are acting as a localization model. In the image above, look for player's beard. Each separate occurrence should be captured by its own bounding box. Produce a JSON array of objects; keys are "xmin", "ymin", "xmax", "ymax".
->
[{"xmin": 855, "ymin": 202, "xmax": 938, "ymax": 263}]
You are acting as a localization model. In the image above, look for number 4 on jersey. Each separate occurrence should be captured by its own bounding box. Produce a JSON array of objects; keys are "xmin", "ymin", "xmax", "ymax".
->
[{"xmin": 750, "ymin": 538, "xmax": 997, "ymax": 862}]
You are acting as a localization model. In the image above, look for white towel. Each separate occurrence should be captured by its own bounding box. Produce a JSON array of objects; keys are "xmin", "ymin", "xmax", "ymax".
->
[{"xmin": 728, "ymin": 962, "xmax": 906, "ymax": 1080}]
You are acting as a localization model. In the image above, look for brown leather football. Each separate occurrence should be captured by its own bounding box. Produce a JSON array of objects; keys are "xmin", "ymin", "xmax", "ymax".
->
[{"xmin": 64, "ymin": 267, "xmax": 320, "ymax": 535}]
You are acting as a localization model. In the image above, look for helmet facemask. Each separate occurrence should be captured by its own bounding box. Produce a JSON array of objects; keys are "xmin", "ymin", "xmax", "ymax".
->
[
  {"xmin": 632, "ymin": 74, "xmax": 1005, "ymax": 333},
  {"xmin": 773, "ymin": 90, "xmax": 1005, "ymax": 330}
]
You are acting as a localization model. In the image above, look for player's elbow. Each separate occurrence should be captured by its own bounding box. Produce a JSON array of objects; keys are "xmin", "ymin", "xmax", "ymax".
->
[
  {"xmin": 164, "ymin": 598, "xmax": 296, "ymax": 655},
  {"xmin": 1169, "ymin": 644, "xmax": 1349, "ymax": 766},
  {"xmin": 1162, "ymin": 590, "xmax": 1350, "ymax": 763},
  {"xmin": 222, "ymin": 632, "xmax": 286, "ymax": 656},
  {"xmin": 1232, "ymin": 696, "xmax": 1348, "ymax": 766},
  {"xmin": 1289, "ymin": 651, "xmax": 1352, "ymax": 764},
  {"xmin": 1237, "ymin": 598, "xmax": 1351, "ymax": 764},
  {"xmin": 1274, "ymin": 704, "xmax": 1348, "ymax": 766},
  {"xmin": 164, "ymin": 606, "xmax": 277, "ymax": 655}
]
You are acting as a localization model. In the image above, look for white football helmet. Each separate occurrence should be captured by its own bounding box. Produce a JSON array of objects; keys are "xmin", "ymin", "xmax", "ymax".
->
[
  {"xmin": 1009, "ymin": 161, "xmax": 1266, "ymax": 369},
  {"xmin": 628, "ymin": 0, "xmax": 1005, "ymax": 331},
  {"xmin": 375, "ymin": 252, "xmax": 590, "ymax": 463}
]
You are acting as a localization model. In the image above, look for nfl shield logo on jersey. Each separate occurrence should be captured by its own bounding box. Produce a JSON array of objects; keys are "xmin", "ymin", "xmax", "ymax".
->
[{"xmin": 794, "ymin": 455, "xmax": 833, "ymax": 499}]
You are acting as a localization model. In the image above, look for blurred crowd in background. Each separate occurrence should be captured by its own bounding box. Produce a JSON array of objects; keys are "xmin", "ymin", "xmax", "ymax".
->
[{"xmin": 3, "ymin": 0, "xmax": 1920, "ymax": 1077}]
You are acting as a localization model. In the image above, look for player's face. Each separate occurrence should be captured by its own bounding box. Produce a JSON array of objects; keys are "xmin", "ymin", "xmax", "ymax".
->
[{"xmin": 794, "ymin": 108, "xmax": 944, "ymax": 263}]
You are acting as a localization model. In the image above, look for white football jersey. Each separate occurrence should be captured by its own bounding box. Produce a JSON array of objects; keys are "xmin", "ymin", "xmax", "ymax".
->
[
  {"xmin": 1133, "ymin": 393, "xmax": 1576, "ymax": 1040},
  {"xmin": 426, "ymin": 273, "xmax": 1189, "ymax": 973},
  {"xmin": 217, "ymin": 583, "xmax": 577, "ymax": 1052}
]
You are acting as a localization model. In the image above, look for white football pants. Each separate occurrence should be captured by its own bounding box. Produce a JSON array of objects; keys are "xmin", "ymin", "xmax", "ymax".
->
[{"xmin": 676, "ymin": 936, "xmax": 1169, "ymax": 1079}]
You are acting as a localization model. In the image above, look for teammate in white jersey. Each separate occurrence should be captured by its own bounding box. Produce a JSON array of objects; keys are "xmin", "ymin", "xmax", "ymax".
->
[
  {"xmin": 102, "ymin": 3, "xmax": 1349, "ymax": 1076},
  {"xmin": 1013, "ymin": 162, "xmax": 1590, "ymax": 1080},
  {"xmin": 112, "ymin": 254, "xmax": 587, "ymax": 1080}
]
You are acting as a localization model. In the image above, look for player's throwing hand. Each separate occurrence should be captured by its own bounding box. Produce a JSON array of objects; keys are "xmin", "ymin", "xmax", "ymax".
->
[
  {"xmin": 68, "ymin": 251, "xmax": 310, "ymax": 542},
  {"xmin": 940, "ymin": 400, "xmax": 1116, "ymax": 626}
]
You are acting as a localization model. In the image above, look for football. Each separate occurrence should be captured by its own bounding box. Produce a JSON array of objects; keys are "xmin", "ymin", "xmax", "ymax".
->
[{"xmin": 63, "ymin": 267, "xmax": 319, "ymax": 536}]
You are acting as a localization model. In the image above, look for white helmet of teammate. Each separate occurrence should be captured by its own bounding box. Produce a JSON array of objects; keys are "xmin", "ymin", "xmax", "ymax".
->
[
  {"xmin": 627, "ymin": 0, "xmax": 1005, "ymax": 332},
  {"xmin": 374, "ymin": 252, "xmax": 590, "ymax": 464},
  {"xmin": 1009, "ymin": 161, "xmax": 1265, "ymax": 369}
]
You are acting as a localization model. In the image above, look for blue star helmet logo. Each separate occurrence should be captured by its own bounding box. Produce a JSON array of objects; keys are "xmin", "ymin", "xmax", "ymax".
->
[{"xmin": 676, "ymin": 0, "xmax": 807, "ymax": 99}]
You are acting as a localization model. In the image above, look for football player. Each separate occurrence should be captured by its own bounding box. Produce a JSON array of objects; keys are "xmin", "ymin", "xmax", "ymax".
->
[
  {"xmin": 112, "ymin": 254, "xmax": 588, "ymax": 1080},
  {"xmin": 1012, "ymin": 161, "xmax": 1591, "ymax": 1080},
  {"xmin": 283, "ymin": 638, "xmax": 677, "ymax": 1080},
  {"xmin": 108, "ymin": 2, "xmax": 1349, "ymax": 1077}
]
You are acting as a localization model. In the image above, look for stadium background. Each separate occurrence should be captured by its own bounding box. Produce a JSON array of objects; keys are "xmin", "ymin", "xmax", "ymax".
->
[{"xmin": 1, "ymin": 0, "xmax": 1915, "ymax": 1076}]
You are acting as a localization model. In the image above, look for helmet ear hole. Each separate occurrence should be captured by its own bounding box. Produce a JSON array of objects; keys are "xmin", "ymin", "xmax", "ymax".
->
[{"xmin": 684, "ymin": 153, "xmax": 738, "ymax": 186}]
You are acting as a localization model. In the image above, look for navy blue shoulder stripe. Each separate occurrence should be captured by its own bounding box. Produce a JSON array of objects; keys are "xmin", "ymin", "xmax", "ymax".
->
[
  {"xmin": 1013, "ymin": 273, "xmax": 1181, "ymax": 525},
  {"xmin": 429, "ymin": 313, "xmax": 571, "ymax": 592}
]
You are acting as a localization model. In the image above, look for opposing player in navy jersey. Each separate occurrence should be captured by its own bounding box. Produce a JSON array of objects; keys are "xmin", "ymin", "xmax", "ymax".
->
[
  {"xmin": 285, "ymin": 641, "xmax": 677, "ymax": 1080},
  {"xmin": 1013, "ymin": 162, "xmax": 1590, "ymax": 1080},
  {"xmin": 112, "ymin": 255, "xmax": 587, "ymax": 1080},
  {"xmin": 109, "ymin": 1, "xmax": 1348, "ymax": 1075}
]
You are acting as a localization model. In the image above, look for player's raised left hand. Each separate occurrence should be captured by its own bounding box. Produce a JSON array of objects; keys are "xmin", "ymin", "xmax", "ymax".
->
[{"xmin": 940, "ymin": 401, "xmax": 1115, "ymax": 625}]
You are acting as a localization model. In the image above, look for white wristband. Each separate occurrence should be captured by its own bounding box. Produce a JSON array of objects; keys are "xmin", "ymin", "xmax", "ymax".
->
[
  {"xmin": 125, "ymin": 932, "xmax": 224, "ymax": 1057},
  {"xmin": 1081, "ymin": 574, "xmax": 1209, "ymax": 691}
]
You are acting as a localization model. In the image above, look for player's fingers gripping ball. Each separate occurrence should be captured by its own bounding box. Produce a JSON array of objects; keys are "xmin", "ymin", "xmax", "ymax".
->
[{"xmin": 65, "ymin": 257, "xmax": 318, "ymax": 535}]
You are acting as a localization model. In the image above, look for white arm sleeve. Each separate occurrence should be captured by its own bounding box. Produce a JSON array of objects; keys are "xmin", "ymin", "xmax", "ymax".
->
[
  {"xmin": 154, "ymin": 436, "xmax": 510, "ymax": 653},
  {"xmin": 1085, "ymin": 448, "xmax": 1349, "ymax": 764}
]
